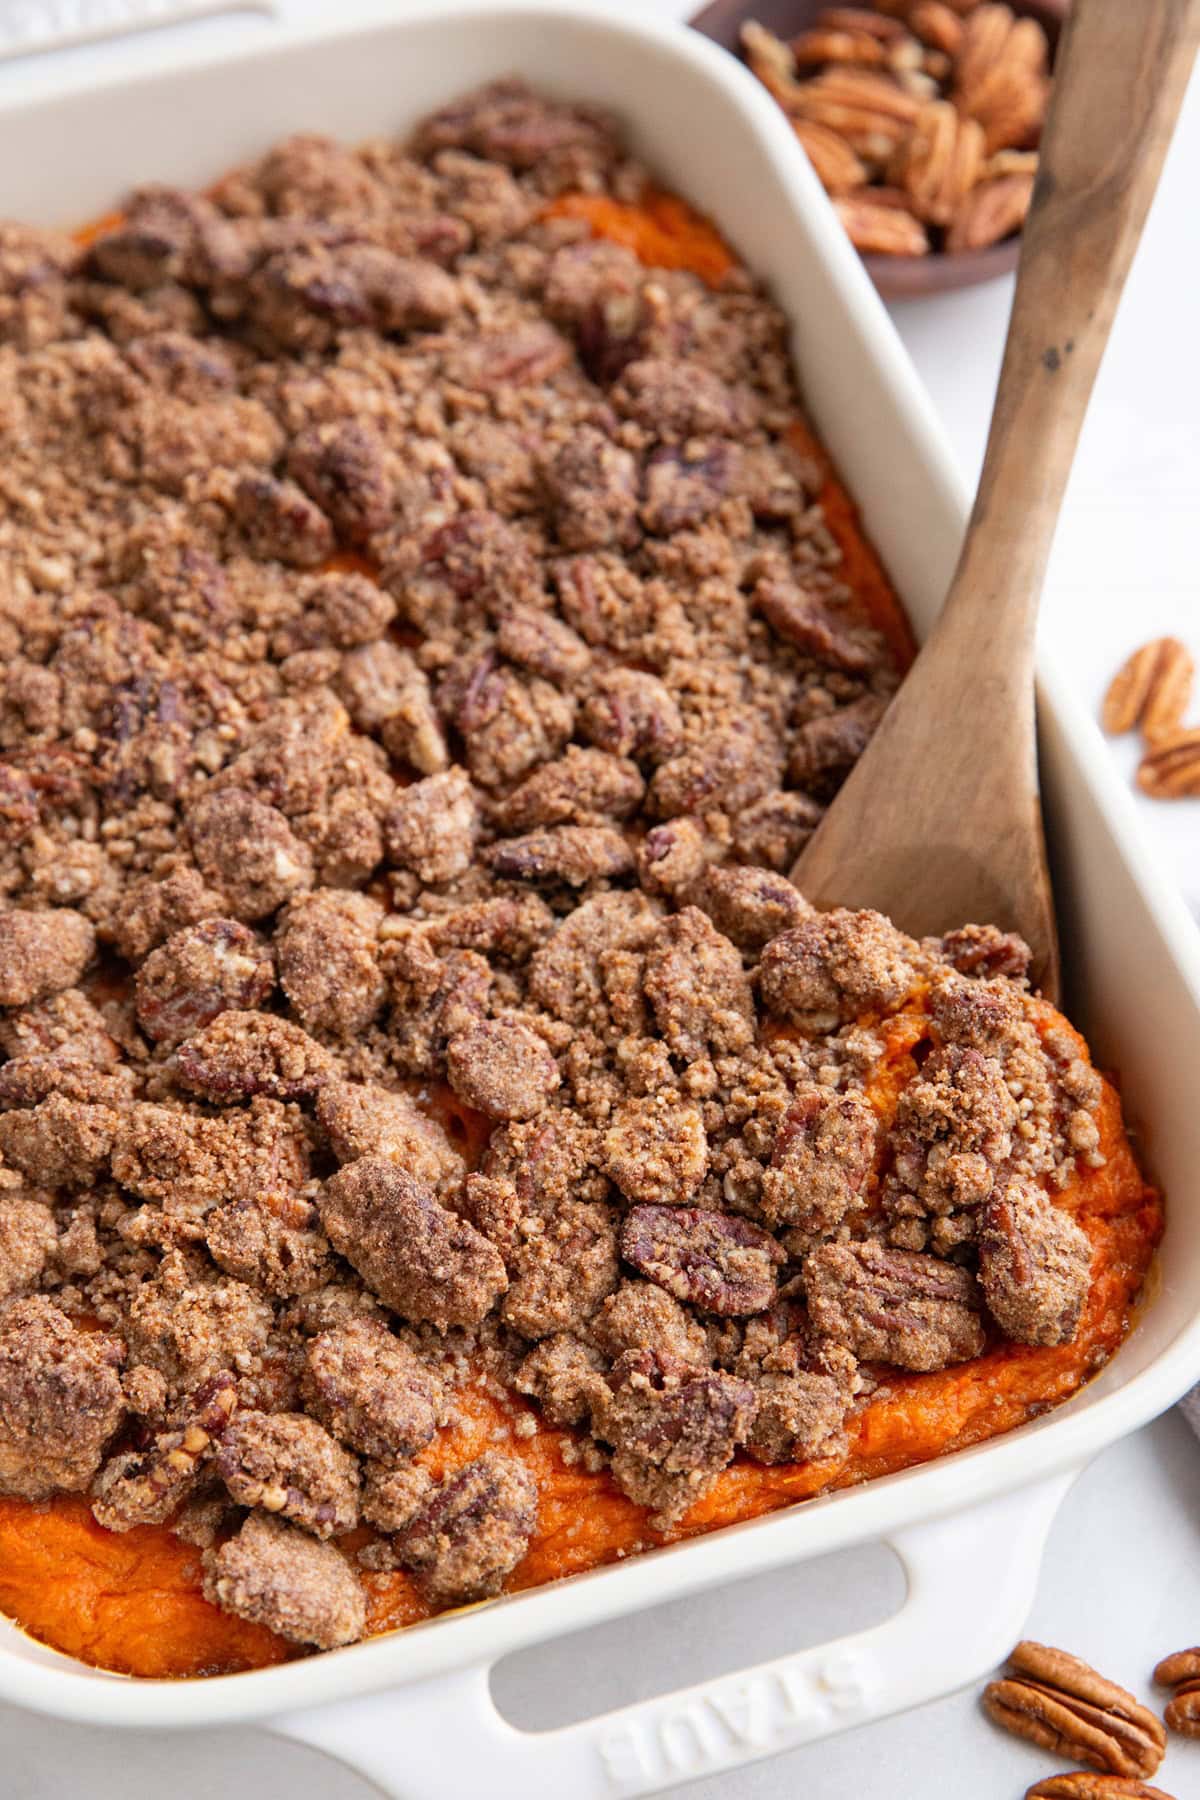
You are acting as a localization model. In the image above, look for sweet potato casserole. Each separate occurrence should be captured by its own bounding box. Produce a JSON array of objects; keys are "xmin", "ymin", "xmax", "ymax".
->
[{"xmin": 0, "ymin": 80, "xmax": 1160, "ymax": 1677}]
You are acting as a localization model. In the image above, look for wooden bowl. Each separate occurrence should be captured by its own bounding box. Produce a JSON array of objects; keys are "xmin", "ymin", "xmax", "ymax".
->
[{"xmin": 687, "ymin": 0, "xmax": 1069, "ymax": 298}]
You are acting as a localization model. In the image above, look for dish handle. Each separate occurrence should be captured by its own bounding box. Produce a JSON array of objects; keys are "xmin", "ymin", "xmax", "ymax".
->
[{"xmin": 272, "ymin": 1470, "xmax": 1076, "ymax": 1799}]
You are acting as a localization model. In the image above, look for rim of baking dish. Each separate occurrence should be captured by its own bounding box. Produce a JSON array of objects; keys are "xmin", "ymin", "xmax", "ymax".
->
[{"xmin": 1, "ymin": 0, "xmax": 1199, "ymax": 1728}]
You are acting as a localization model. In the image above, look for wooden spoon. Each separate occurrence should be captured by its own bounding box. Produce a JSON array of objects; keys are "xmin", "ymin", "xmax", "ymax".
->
[{"xmin": 792, "ymin": 0, "xmax": 1200, "ymax": 999}]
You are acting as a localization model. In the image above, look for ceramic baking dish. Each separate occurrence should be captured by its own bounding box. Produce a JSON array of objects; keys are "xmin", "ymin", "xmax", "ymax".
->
[{"xmin": 3, "ymin": 3, "xmax": 1200, "ymax": 1792}]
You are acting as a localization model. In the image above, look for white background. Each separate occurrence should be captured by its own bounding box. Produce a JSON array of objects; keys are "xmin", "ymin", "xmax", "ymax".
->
[{"xmin": 1, "ymin": 2, "xmax": 1198, "ymax": 1795}]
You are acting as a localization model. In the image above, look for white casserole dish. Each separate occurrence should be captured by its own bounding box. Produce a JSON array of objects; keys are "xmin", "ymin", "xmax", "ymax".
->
[{"xmin": 3, "ymin": 4, "xmax": 1200, "ymax": 1792}]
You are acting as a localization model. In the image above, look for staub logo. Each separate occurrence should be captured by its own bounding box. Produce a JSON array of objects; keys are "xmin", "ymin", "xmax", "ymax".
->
[{"xmin": 596, "ymin": 1649, "xmax": 876, "ymax": 1791}]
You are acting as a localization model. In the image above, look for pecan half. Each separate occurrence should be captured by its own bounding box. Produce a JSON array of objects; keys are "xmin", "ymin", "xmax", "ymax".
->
[
  {"xmin": 1102, "ymin": 639, "xmax": 1194, "ymax": 742},
  {"xmin": 889, "ymin": 99, "xmax": 985, "ymax": 226},
  {"xmin": 1026, "ymin": 1779, "xmax": 1177, "ymax": 1800},
  {"xmin": 953, "ymin": 5, "xmax": 1050, "ymax": 154},
  {"xmin": 835, "ymin": 194, "xmax": 929, "ymax": 256},
  {"xmin": 983, "ymin": 1642, "xmax": 1167, "ymax": 1780},
  {"xmin": 804, "ymin": 1239, "xmax": 984, "ymax": 1370},
  {"xmin": 792, "ymin": 119, "xmax": 869, "ymax": 196},
  {"xmin": 794, "ymin": 68, "xmax": 922, "ymax": 161},
  {"xmin": 1137, "ymin": 729, "xmax": 1200, "ymax": 799},
  {"xmin": 620, "ymin": 1204, "xmax": 785, "ymax": 1317},
  {"xmin": 946, "ymin": 171, "xmax": 1034, "ymax": 251},
  {"xmin": 1154, "ymin": 1645, "xmax": 1200, "ymax": 1738}
]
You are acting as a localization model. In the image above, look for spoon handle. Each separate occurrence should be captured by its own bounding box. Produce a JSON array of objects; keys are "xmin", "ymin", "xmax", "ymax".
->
[{"xmin": 945, "ymin": 0, "xmax": 1200, "ymax": 647}]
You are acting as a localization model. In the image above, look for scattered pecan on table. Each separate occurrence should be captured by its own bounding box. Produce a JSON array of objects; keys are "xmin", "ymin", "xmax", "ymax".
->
[
  {"xmin": 1025, "ymin": 1777, "xmax": 1178, "ymax": 1800},
  {"xmin": 1101, "ymin": 638, "xmax": 1200, "ymax": 800},
  {"xmin": 1154, "ymin": 1647, "xmax": 1200, "ymax": 1739},
  {"xmin": 982, "ymin": 1641, "xmax": 1168, "ymax": 1780},
  {"xmin": 739, "ymin": 2, "xmax": 1048, "ymax": 256}
]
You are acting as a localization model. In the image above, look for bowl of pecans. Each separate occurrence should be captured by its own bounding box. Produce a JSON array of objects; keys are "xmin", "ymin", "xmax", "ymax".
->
[{"xmin": 689, "ymin": 0, "xmax": 1067, "ymax": 297}]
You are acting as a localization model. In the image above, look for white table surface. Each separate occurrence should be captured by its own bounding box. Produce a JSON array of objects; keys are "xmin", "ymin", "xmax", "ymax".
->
[{"xmin": 1, "ymin": 3, "xmax": 1198, "ymax": 1795}]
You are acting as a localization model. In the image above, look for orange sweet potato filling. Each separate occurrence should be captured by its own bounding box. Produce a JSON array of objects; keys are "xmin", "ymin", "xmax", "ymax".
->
[
  {"xmin": 0, "ymin": 999, "xmax": 1161, "ymax": 1678},
  {"xmin": 0, "ymin": 194, "xmax": 1155, "ymax": 1681}
]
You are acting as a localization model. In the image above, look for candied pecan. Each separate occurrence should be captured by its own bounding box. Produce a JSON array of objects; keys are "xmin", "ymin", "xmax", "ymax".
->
[
  {"xmin": 188, "ymin": 788, "xmax": 314, "ymax": 921},
  {"xmin": 442, "ymin": 319, "xmax": 571, "ymax": 391},
  {"xmin": 612, "ymin": 357, "xmax": 759, "ymax": 441},
  {"xmin": 643, "ymin": 907, "xmax": 755, "ymax": 1059},
  {"xmin": 317, "ymin": 1157, "xmax": 506, "ymax": 1327},
  {"xmin": 91, "ymin": 1371, "xmax": 237, "ymax": 1531},
  {"xmin": 641, "ymin": 441, "xmax": 734, "ymax": 535},
  {"xmin": 216, "ymin": 1409, "xmax": 359, "ymax": 1537},
  {"xmin": 502, "ymin": 1198, "xmax": 619, "ymax": 1339},
  {"xmin": 337, "ymin": 641, "xmax": 446, "ymax": 772},
  {"xmin": 303, "ymin": 1318, "xmax": 445, "ymax": 1460},
  {"xmin": 648, "ymin": 719, "xmax": 783, "ymax": 820},
  {"xmin": 603, "ymin": 1280, "xmax": 714, "ymax": 1366},
  {"xmin": 495, "ymin": 608, "xmax": 591, "ymax": 686},
  {"xmin": 755, "ymin": 576, "xmax": 883, "ymax": 676},
  {"xmin": 176, "ymin": 1010, "xmax": 333, "ymax": 1102},
  {"xmin": 113, "ymin": 1099, "xmax": 308, "ymax": 1213},
  {"xmin": 246, "ymin": 244, "xmax": 458, "ymax": 350},
  {"xmin": 205, "ymin": 1189, "xmax": 332, "ymax": 1297},
  {"xmin": 387, "ymin": 940, "xmax": 492, "ymax": 1079},
  {"xmin": 287, "ymin": 420, "xmax": 392, "ymax": 544},
  {"xmin": 0, "ymin": 1054, "xmax": 134, "ymax": 1113},
  {"xmin": 697, "ymin": 864, "xmax": 812, "ymax": 951},
  {"xmin": 396, "ymin": 1451, "xmax": 538, "ymax": 1604},
  {"xmin": 134, "ymin": 918, "xmax": 274, "ymax": 1046},
  {"xmin": 276, "ymin": 570, "xmax": 396, "ymax": 656},
  {"xmin": 940, "ymin": 922, "xmax": 1031, "ymax": 982},
  {"xmin": 425, "ymin": 892, "xmax": 554, "ymax": 964},
  {"xmin": 485, "ymin": 825, "xmax": 635, "ymax": 887},
  {"xmin": 527, "ymin": 890, "xmax": 661, "ymax": 1030},
  {"xmin": 513, "ymin": 1333, "xmax": 607, "ymax": 1426},
  {"xmin": 0, "ymin": 1193, "xmax": 56, "ymax": 1299},
  {"xmin": 417, "ymin": 76, "xmax": 617, "ymax": 179},
  {"xmin": 0, "ymin": 1094, "xmax": 117, "ymax": 1188},
  {"xmin": 0, "ymin": 1297, "xmax": 125, "ymax": 1499},
  {"xmin": 419, "ymin": 508, "xmax": 540, "ymax": 612},
  {"xmin": 760, "ymin": 1085, "xmax": 877, "ymax": 1233},
  {"xmin": 481, "ymin": 1108, "xmax": 605, "ymax": 1212},
  {"xmin": 457, "ymin": 664, "xmax": 575, "ymax": 791},
  {"xmin": 203, "ymin": 1512, "xmax": 365, "ymax": 1649},
  {"xmin": 621, "ymin": 1205, "xmax": 784, "ymax": 1317},
  {"xmin": 542, "ymin": 426, "xmax": 640, "ymax": 553},
  {"xmin": 276, "ymin": 888, "xmax": 385, "ymax": 1038},
  {"xmin": 542, "ymin": 238, "xmax": 646, "ymax": 382},
  {"xmin": 0, "ymin": 908, "xmax": 95, "ymax": 1007},
  {"xmin": 886, "ymin": 1042, "xmax": 1018, "ymax": 1242},
  {"xmin": 788, "ymin": 694, "xmax": 887, "ymax": 797},
  {"xmin": 384, "ymin": 768, "xmax": 478, "ymax": 886},
  {"xmin": 804, "ymin": 1240, "xmax": 985, "ymax": 1370},
  {"xmin": 315, "ymin": 1078, "xmax": 464, "ymax": 1191},
  {"xmin": 232, "ymin": 471, "xmax": 335, "ymax": 568},
  {"xmin": 978, "ymin": 1177, "xmax": 1092, "ymax": 1346},
  {"xmin": 602, "ymin": 1092, "xmax": 709, "ymax": 1208},
  {"xmin": 579, "ymin": 668, "xmax": 684, "ymax": 765},
  {"xmin": 496, "ymin": 747, "xmax": 644, "ymax": 832},
  {"xmin": 744, "ymin": 1341, "xmax": 861, "ymax": 1467},
  {"xmin": 636, "ymin": 818, "xmax": 716, "ymax": 900},
  {"xmin": 125, "ymin": 1252, "xmax": 275, "ymax": 1392},
  {"xmin": 361, "ymin": 1461, "xmax": 435, "ymax": 1535},
  {"xmin": 983, "ymin": 1641, "xmax": 1167, "ymax": 1781},
  {"xmin": 758, "ymin": 907, "xmax": 917, "ymax": 1027},
  {"xmin": 446, "ymin": 1016, "xmax": 560, "ymax": 1121},
  {"xmin": 597, "ymin": 1348, "xmax": 755, "ymax": 1527},
  {"xmin": 115, "ymin": 866, "xmax": 226, "ymax": 964}
]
